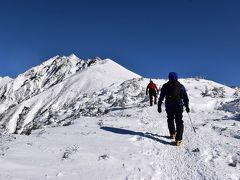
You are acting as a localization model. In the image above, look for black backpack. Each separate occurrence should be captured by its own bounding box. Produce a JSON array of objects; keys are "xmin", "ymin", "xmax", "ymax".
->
[{"xmin": 165, "ymin": 81, "xmax": 182, "ymax": 102}]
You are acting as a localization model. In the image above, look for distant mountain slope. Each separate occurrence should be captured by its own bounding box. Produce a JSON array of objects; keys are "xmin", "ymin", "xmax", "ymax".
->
[
  {"xmin": 0, "ymin": 55, "xmax": 140, "ymax": 134},
  {"xmin": 0, "ymin": 54, "xmax": 238, "ymax": 135}
]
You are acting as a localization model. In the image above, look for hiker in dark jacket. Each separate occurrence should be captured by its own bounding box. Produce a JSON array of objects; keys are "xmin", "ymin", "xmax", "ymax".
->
[
  {"xmin": 146, "ymin": 80, "xmax": 159, "ymax": 106},
  {"xmin": 158, "ymin": 72, "xmax": 190, "ymax": 146}
]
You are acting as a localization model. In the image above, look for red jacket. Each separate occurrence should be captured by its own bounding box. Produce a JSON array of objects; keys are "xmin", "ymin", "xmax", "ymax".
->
[{"xmin": 146, "ymin": 82, "xmax": 158, "ymax": 91}]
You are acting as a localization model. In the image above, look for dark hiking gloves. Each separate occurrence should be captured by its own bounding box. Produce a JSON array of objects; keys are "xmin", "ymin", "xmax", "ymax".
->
[{"xmin": 186, "ymin": 106, "xmax": 190, "ymax": 113}]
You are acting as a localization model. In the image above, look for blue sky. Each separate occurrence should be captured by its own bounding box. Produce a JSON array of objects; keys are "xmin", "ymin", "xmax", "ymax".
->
[{"xmin": 0, "ymin": 0, "xmax": 239, "ymax": 86}]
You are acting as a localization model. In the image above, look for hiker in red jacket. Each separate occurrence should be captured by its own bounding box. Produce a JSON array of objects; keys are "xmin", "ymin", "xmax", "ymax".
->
[{"xmin": 146, "ymin": 80, "xmax": 159, "ymax": 106}]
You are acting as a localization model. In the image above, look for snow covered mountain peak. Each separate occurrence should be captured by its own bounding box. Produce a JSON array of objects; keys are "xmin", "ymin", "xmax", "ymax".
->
[
  {"xmin": 0, "ymin": 55, "xmax": 141, "ymax": 134},
  {"xmin": 67, "ymin": 53, "xmax": 79, "ymax": 60},
  {"xmin": 0, "ymin": 54, "xmax": 238, "ymax": 137},
  {"xmin": 6, "ymin": 55, "xmax": 131, "ymax": 95}
]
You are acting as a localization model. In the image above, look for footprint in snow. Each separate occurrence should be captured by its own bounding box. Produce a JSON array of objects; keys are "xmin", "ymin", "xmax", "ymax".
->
[
  {"xmin": 56, "ymin": 172, "xmax": 64, "ymax": 177},
  {"xmin": 0, "ymin": 146, "xmax": 10, "ymax": 156},
  {"xmin": 98, "ymin": 154, "xmax": 109, "ymax": 161},
  {"xmin": 26, "ymin": 142, "xmax": 33, "ymax": 146},
  {"xmin": 61, "ymin": 145, "xmax": 79, "ymax": 160},
  {"xmin": 203, "ymin": 149, "xmax": 220, "ymax": 163},
  {"xmin": 129, "ymin": 136, "xmax": 143, "ymax": 142},
  {"xmin": 233, "ymin": 134, "xmax": 240, "ymax": 139},
  {"xmin": 45, "ymin": 172, "xmax": 64, "ymax": 178},
  {"xmin": 228, "ymin": 152, "xmax": 240, "ymax": 167},
  {"xmin": 97, "ymin": 120, "xmax": 103, "ymax": 127}
]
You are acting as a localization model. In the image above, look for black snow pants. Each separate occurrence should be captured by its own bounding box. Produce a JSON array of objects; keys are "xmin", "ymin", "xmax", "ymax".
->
[
  {"xmin": 166, "ymin": 106, "xmax": 184, "ymax": 141},
  {"xmin": 149, "ymin": 89, "xmax": 157, "ymax": 106}
]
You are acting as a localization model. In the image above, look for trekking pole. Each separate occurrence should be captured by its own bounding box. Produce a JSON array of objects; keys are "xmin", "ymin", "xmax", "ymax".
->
[
  {"xmin": 187, "ymin": 112, "xmax": 200, "ymax": 152},
  {"xmin": 187, "ymin": 112, "xmax": 196, "ymax": 133}
]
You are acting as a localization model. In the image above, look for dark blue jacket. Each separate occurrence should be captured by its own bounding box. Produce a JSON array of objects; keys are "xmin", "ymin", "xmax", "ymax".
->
[{"xmin": 158, "ymin": 80, "xmax": 189, "ymax": 109}]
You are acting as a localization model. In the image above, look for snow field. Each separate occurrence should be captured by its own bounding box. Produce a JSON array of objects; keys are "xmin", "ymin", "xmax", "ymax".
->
[{"xmin": 0, "ymin": 55, "xmax": 239, "ymax": 179}]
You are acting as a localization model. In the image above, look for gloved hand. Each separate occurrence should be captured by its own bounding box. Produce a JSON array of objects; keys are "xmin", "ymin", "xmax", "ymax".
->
[
  {"xmin": 186, "ymin": 107, "xmax": 190, "ymax": 113},
  {"xmin": 158, "ymin": 107, "xmax": 162, "ymax": 113}
]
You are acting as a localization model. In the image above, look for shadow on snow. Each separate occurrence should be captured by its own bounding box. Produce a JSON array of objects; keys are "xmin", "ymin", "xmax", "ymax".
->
[{"xmin": 100, "ymin": 126, "xmax": 174, "ymax": 146}]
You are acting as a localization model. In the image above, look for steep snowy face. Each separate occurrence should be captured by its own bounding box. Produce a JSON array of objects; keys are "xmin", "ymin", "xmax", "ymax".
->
[
  {"xmin": 0, "ymin": 55, "xmax": 141, "ymax": 134},
  {"xmin": 0, "ymin": 55, "xmax": 83, "ymax": 109}
]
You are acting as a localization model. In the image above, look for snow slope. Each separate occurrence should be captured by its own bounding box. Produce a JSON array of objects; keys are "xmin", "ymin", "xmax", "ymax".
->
[
  {"xmin": 0, "ymin": 94, "xmax": 239, "ymax": 180},
  {"xmin": 0, "ymin": 77, "xmax": 12, "ymax": 88},
  {"xmin": 0, "ymin": 55, "xmax": 239, "ymax": 180}
]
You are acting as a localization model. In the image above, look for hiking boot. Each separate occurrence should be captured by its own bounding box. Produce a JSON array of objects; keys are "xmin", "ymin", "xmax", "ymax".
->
[
  {"xmin": 170, "ymin": 133, "xmax": 176, "ymax": 139},
  {"xmin": 176, "ymin": 140, "xmax": 182, "ymax": 146}
]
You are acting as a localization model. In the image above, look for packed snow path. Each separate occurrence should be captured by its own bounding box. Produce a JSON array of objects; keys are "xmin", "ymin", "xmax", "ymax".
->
[
  {"xmin": 1, "ymin": 103, "xmax": 239, "ymax": 180},
  {"xmin": 132, "ymin": 106, "xmax": 217, "ymax": 179},
  {"xmin": 101, "ymin": 106, "xmax": 218, "ymax": 180}
]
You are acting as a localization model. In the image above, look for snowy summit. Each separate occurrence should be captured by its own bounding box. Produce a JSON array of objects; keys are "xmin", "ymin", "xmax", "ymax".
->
[{"xmin": 0, "ymin": 54, "xmax": 239, "ymax": 180}]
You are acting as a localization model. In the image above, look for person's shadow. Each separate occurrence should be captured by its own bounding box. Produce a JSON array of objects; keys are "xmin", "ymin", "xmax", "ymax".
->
[{"xmin": 100, "ymin": 126, "xmax": 174, "ymax": 146}]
